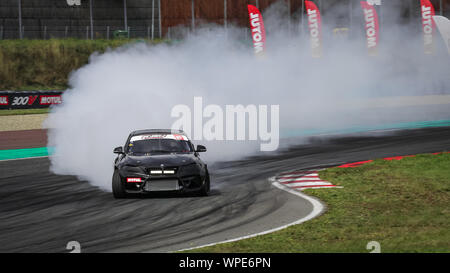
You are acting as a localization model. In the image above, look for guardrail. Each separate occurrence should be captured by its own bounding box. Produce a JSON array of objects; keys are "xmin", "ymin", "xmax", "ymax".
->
[{"xmin": 0, "ymin": 90, "xmax": 63, "ymax": 110}]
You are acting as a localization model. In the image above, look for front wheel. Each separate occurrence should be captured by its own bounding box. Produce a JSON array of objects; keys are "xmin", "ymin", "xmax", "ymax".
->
[
  {"xmin": 198, "ymin": 172, "xmax": 210, "ymax": 196},
  {"xmin": 112, "ymin": 169, "xmax": 127, "ymax": 199}
]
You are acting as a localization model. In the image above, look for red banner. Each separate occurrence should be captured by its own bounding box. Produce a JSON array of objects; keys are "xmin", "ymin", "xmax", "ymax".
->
[
  {"xmin": 0, "ymin": 96, "xmax": 8, "ymax": 106},
  {"xmin": 420, "ymin": 0, "xmax": 436, "ymax": 54},
  {"xmin": 360, "ymin": 1, "xmax": 380, "ymax": 56},
  {"xmin": 305, "ymin": 1, "xmax": 322, "ymax": 58},
  {"xmin": 247, "ymin": 5, "xmax": 266, "ymax": 56}
]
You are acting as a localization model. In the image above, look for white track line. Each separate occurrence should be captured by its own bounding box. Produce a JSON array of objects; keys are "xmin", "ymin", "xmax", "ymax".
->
[{"xmin": 176, "ymin": 176, "xmax": 325, "ymax": 252}]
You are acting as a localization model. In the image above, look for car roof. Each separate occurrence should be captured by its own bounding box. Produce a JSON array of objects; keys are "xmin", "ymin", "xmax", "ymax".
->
[{"xmin": 130, "ymin": 129, "xmax": 187, "ymax": 137}]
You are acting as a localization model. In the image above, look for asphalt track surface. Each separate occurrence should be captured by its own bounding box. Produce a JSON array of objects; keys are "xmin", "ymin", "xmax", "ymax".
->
[{"xmin": 1, "ymin": 127, "xmax": 450, "ymax": 252}]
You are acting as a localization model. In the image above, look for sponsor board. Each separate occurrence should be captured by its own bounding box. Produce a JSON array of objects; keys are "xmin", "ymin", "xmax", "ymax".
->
[{"xmin": 0, "ymin": 91, "xmax": 63, "ymax": 109}]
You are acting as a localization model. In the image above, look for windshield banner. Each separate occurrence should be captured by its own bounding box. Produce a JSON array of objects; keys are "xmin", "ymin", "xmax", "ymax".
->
[{"xmin": 130, "ymin": 134, "xmax": 188, "ymax": 142}]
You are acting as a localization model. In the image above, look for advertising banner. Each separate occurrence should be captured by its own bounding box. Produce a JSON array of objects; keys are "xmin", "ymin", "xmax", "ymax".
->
[
  {"xmin": 305, "ymin": 1, "xmax": 323, "ymax": 58},
  {"xmin": 421, "ymin": 0, "xmax": 436, "ymax": 55},
  {"xmin": 248, "ymin": 4, "xmax": 266, "ymax": 56},
  {"xmin": 0, "ymin": 91, "xmax": 63, "ymax": 110},
  {"xmin": 360, "ymin": 1, "xmax": 380, "ymax": 56}
]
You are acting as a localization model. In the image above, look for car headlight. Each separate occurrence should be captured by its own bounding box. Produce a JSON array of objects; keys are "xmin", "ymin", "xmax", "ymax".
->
[
  {"xmin": 180, "ymin": 163, "xmax": 200, "ymax": 175},
  {"xmin": 122, "ymin": 165, "xmax": 145, "ymax": 174}
]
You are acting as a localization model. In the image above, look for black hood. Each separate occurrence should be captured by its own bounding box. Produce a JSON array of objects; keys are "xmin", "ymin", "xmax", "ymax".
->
[{"xmin": 122, "ymin": 153, "xmax": 197, "ymax": 167}]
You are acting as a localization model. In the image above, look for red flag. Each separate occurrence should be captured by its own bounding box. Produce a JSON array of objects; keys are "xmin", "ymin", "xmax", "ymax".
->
[
  {"xmin": 305, "ymin": 1, "xmax": 322, "ymax": 58},
  {"xmin": 247, "ymin": 5, "xmax": 266, "ymax": 56},
  {"xmin": 420, "ymin": 0, "xmax": 436, "ymax": 54},
  {"xmin": 360, "ymin": 1, "xmax": 380, "ymax": 56}
]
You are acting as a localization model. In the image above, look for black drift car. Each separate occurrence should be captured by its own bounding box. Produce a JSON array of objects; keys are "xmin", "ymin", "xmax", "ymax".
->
[{"xmin": 112, "ymin": 129, "xmax": 210, "ymax": 198}]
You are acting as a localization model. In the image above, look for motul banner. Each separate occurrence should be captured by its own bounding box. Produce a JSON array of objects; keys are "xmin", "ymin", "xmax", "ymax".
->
[
  {"xmin": 247, "ymin": 5, "xmax": 266, "ymax": 56},
  {"xmin": 360, "ymin": 1, "xmax": 380, "ymax": 56},
  {"xmin": 305, "ymin": 1, "xmax": 322, "ymax": 58},
  {"xmin": 0, "ymin": 91, "xmax": 63, "ymax": 109},
  {"xmin": 421, "ymin": 0, "xmax": 436, "ymax": 55},
  {"xmin": 433, "ymin": 15, "xmax": 450, "ymax": 55}
]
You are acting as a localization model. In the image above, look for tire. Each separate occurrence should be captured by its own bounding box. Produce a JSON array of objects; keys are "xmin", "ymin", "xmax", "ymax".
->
[
  {"xmin": 112, "ymin": 169, "xmax": 127, "ymax": 199},
  {"xmin": 198, "ymin": 171, "xmax": 210, "ymax": 196}
]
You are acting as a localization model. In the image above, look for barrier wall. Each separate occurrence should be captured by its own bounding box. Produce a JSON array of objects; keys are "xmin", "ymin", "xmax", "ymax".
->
[{"xmin": 0, "ymin": 90, "xmax": 63, "ymax": 109}]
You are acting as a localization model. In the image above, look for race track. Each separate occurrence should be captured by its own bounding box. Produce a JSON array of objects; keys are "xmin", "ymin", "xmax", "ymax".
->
[{"xmin": 1, "ymin": 127, "xmax": 449, "ymax": 252}]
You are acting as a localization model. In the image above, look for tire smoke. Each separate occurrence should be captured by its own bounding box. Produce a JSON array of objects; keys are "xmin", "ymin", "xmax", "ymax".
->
[{"xmin": 46, "ymin": 2, "xmax": 450, "ymax": 191}]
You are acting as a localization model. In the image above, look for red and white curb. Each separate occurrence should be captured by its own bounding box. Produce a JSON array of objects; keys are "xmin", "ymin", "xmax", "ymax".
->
[
  {"xmin": 273, "ymin": 169, "xmax": 341, "ymax": 191},
  {"xmin": 336, "ymin": 152, "xmax": 449, "ymax": 168}
]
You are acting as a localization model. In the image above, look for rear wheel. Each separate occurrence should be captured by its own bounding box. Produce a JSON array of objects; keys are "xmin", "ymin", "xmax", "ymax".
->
[
  {"xmin": 198, "ymin": 171, "xmax": 210, "ymax": 196},
  {"xmin": 112, "ymin": 169, "xmax": 127, "ymax": 199}
]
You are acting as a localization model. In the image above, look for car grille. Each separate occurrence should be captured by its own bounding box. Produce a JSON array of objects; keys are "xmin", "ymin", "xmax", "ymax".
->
[{"xmin": 146, "ymin": 167, "xmax": 178, "ymax": 176}]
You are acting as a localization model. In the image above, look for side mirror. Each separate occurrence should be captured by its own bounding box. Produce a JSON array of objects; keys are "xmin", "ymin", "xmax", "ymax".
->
[
  {"xmin": 196, "ymin": 145, "xmax": 207, "ymax": 153},
  {"xmin": 113, "ymin": 146, "xmax": 124, "ymax": 154}
]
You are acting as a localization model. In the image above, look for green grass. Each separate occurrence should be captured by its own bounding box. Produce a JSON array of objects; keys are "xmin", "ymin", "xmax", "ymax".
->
[
  {"xmin": 187, "ymin": 153, "xmax": 450, "ymax": 253},
  {"xmin": 0, "ymin": 39, "xmax": 164, "ymax": 90},
  {"xmin": 0, "ymin": 108, "xmax": 49, "ymax": 116}
]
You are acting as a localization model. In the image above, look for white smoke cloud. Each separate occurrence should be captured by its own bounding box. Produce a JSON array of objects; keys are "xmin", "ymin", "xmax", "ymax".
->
[{"xmin": 45, "ymin": 2, "xmax": 450, "ymax": 191}]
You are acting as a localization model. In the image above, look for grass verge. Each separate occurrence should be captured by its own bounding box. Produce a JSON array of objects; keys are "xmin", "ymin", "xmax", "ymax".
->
[
  {"xmin": 0, "ymin": 39, "xmax": 164, "ymax": 90},
  {"xmin": 186, "ymin": 153, "xmax": 450, "ymax": 253},
  {"xmin": 0, "ymin": 108, "xmax": 49, "ymax": 116}
]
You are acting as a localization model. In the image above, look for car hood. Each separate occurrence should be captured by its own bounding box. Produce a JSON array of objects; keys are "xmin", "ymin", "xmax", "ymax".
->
[{"xmin": 122, "ymin": 153, "xmax": 197, "ymax": 167}]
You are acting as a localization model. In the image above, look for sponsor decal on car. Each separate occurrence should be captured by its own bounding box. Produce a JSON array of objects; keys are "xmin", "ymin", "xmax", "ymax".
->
[
  {"xmin": 127, "ymin": 178, "xmax": 142, "ymax": 183},
  {"xmin": 0, "ymin": 96, "xmax": 8, "ymax": 105}
]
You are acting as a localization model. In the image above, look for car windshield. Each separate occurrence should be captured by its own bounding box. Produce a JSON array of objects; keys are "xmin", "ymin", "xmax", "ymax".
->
[{"xmin": 128, "ymin": 139, "xmax": 193, "ymax": 155}]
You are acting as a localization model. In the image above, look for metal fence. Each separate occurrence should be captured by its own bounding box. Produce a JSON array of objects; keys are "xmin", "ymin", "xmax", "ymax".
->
[
  {"xmin": 1, "ymin": 25, "xmax": 163, "ymax": 40},
  {"xmin": 0, "ymin": 0, "xmax": 162, "ymax": 40},
  {"xmin": 0, "ymin": 0, "xmax": 448, "ymax": 40}
]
